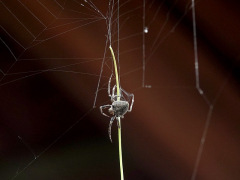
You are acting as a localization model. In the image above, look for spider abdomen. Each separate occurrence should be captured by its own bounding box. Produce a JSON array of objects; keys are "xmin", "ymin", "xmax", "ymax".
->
[{"xmin": 112, "ymin": 100, "xmax": 129, "ymax": 117}]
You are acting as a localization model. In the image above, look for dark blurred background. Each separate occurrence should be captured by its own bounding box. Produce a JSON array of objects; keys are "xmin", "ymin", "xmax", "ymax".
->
[{"xmin": 1, "ymin": 0, "xmax": 240, "ymax": 179}]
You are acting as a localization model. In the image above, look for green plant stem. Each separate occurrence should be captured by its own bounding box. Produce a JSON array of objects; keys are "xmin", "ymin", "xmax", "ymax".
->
[
  {"xmin": 109, "ymin": 45, "xmax": 124, "ymax": 180},
  {"xmin": 117, "ymin": 118, "xmax": 124, "ymax": 180},
  {"xmin": 109, "ymin": 46, "xmax": 120, "ymax": 98}
]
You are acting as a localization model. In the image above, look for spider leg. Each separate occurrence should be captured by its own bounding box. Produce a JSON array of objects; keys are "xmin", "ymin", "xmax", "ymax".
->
[
  {"xmin": 108, "ymin": 74, "xmax": 113, "ymax": 99},
  {"xmin": 121, "ymin": 88, "xmax": 134, "ymax": 112},
  {"xmin": 112, "ymin": 84, "xmax": 116, "ymax": 101},
  {"xmin": 108, "ymin": 116, "xmax": 116, "ymax": 143},
  {"xmin": 128, "ymin": 93, "xmax": 134, "ymax": 112},
  {"xmin": 99, "ymin": 105, "xmax": 112, "ymax": 117},
  {"xmin": 112, "ymin": 85, "xmax": 121, "ymax": 101}
]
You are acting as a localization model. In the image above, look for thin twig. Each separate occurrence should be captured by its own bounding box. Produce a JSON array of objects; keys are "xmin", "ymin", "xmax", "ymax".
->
[{"xmin": 109, "ymin": 45, "xmax": 124, "ymax": 180}]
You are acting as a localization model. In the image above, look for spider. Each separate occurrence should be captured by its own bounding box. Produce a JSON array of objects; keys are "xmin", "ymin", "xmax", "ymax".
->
[{"xmin": 100, "ymin": 74, "xmax": 134, "ymax": 142}]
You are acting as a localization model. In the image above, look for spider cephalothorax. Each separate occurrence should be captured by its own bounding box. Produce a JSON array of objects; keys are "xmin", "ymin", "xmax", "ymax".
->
[
  {"xmin": 100, "ymin": 75, "xmax": 134, "ymax": 142},
  {"xmin": 109, "ymin": 100, "xmax": 129, "ymax": 117}
]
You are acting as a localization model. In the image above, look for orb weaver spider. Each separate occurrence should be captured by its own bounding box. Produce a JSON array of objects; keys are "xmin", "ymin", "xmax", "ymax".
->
[{"xmin": 100, "ymin": 74, "xmax": 134, "ymax": 142}]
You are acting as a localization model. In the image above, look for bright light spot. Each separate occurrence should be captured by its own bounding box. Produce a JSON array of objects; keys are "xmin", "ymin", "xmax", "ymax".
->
[{"xmin": 144, "ymin": 27, "xmax": 148, "ymax": 33}]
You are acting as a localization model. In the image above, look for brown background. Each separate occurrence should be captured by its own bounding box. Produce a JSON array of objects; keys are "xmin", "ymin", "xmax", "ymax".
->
[{"xmin": 1, "ymin": 0, "xmax": 240, "ymax": 179}]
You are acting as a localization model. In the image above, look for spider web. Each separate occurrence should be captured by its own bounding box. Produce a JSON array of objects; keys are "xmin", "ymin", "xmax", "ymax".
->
[{"xmin": 0, "ymin": 0, "xmax": 240, "ymax": 179}]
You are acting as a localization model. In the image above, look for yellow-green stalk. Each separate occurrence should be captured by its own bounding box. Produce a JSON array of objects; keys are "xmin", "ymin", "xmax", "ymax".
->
[{"xmin": 109, "ymin": 46, "xmax": 124, "ymax": 180}]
